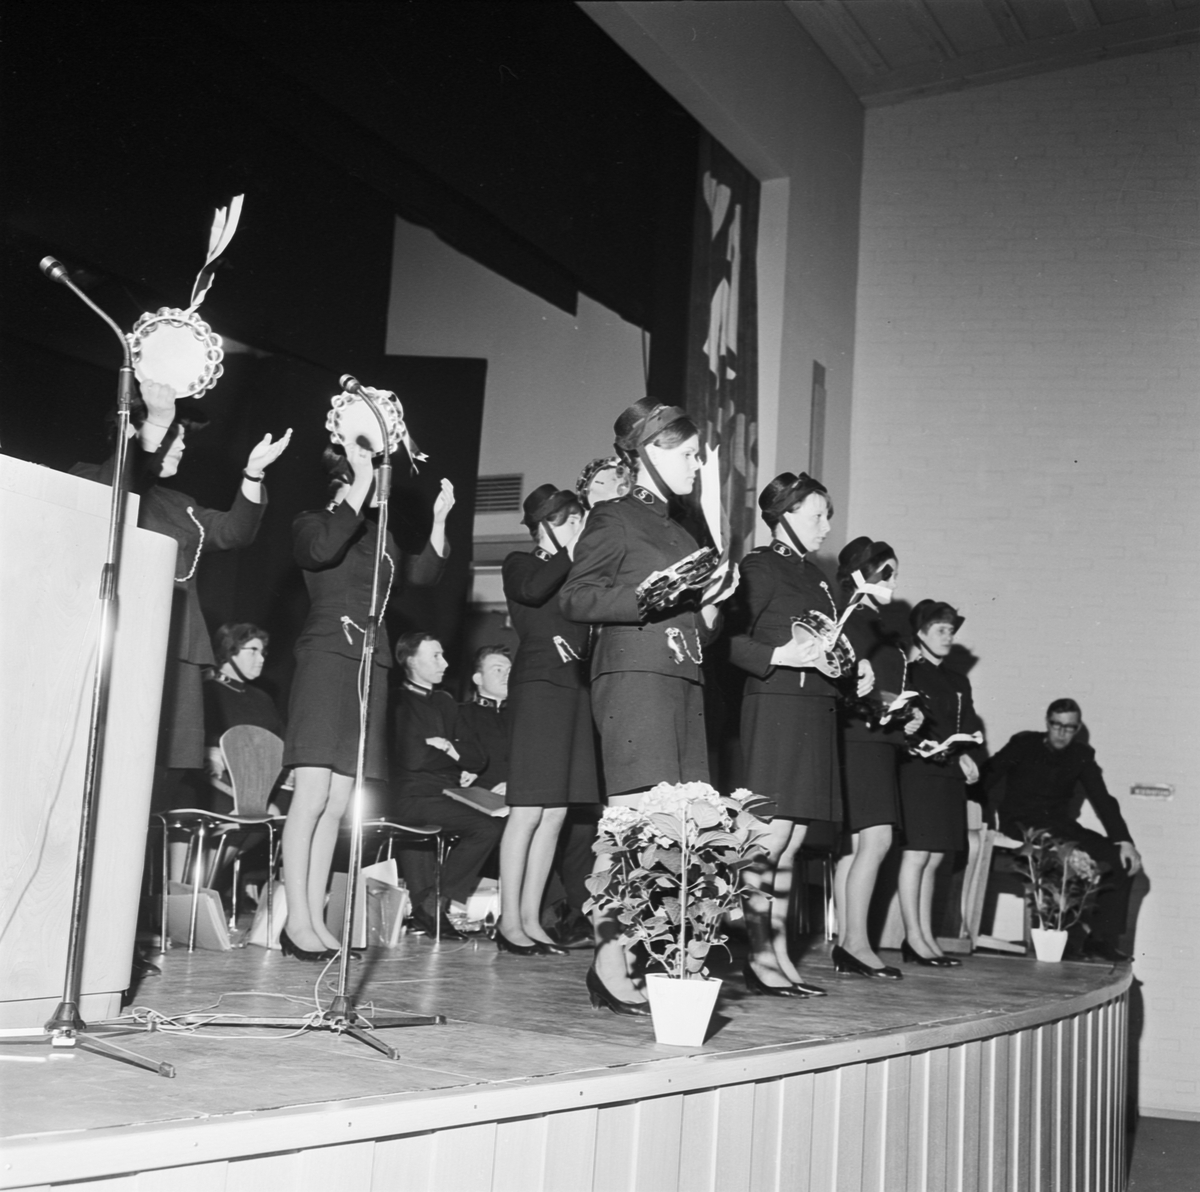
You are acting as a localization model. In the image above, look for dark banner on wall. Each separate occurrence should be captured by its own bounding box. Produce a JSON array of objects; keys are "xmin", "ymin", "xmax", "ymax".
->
[{"xmin": 685, "ymin": 134, "xmax": 760, "ymax": 564}]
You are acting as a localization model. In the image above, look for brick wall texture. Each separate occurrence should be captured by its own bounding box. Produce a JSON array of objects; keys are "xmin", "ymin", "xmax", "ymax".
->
[{"xmin": 852, "ymin": 46, "xmax": 1199, "ymax": 1116}]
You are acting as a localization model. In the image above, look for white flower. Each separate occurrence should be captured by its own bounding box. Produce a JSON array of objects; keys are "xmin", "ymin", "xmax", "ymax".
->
[
  {"xmin": 1067, "ymin": 849, "xmax": 1100, "ymax": 881},
  {"xmin": 598, "ymin": 805, "xmax": 645, "ymax": 834}
]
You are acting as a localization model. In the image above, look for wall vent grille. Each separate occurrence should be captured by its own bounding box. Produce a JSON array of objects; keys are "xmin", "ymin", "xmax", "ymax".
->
[{"xmin": 475, "ymin": 474, "xmax": 524, "ymax": 514}]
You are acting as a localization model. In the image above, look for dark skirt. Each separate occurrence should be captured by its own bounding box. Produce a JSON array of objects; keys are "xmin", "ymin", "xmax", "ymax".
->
[
  {"xmin": 741, "ymin": 692, "xmax": 842, "ymax": 822},
  {"xmin": 159, "ymin": 658, "xmax": 205, "ymax": 770},
  {"xmin": 898, "ymin": 761, "xmax": 967, "ymax": 852},
  {"xmin": 506, "ymin": 679, "xmax": 600, "ymax": 806},
  {"xmin": 842, "ymin": 738, "xmax": 901, "ymax": 832},
  {"xmin": 283, "ymin": 650, "xmax": 388, "ymax": 780},
  {"xmin": 590, "ymin": 671, "xmax": 708, "ymax": 797}
]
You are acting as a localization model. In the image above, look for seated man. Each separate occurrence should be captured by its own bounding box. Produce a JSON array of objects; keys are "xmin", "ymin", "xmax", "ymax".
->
[
  {"xmin": 985, "ymin": 698, "xmax": 1143, "ymax": 962},
  {"xmin": 457, "ymin": 645, "xmax": 512, "ymax": 794},
  {"xmin": 389, "ymin": 632, "xmax": 503, "ymax": 940}
]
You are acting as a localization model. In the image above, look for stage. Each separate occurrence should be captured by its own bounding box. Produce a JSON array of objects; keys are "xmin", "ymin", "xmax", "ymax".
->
[{"xmin": 0, "ymin": 938, "xmax": 1130, "ymax": 1191}]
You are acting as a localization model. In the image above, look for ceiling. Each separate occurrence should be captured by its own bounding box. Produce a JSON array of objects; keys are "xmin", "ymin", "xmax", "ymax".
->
[{"xmin": 785, "ymin": 0, "xmax": 1200, "ymax": 105}]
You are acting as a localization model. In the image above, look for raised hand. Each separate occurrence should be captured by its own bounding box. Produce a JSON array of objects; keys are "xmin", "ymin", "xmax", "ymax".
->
[
  {"xmin": 432, "ymin": 478, "xmax": 455, "ymax": 522},
  {"xmin": 245, "ymin": 428, "xmax": 293, "ymax": 476}
]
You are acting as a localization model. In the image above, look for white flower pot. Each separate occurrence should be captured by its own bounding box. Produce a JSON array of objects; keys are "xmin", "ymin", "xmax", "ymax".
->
[
  {"xmin": 1030, "ymin": 927, "xmax": 1069, "ymax": 962},
  {"xmin": 645, "ymin": 973, "xmax": 722, "ymax": 1046}
]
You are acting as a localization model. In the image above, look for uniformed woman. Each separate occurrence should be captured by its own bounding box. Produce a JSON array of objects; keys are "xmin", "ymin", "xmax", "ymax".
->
[
  {"xmin": 730, "ymin": 472, "xmax": 858, "ymax": 998},
  {"xmin": 560, "ymin": 398, "xmax": 726, "ymax": 1014},
  {"xmin": 279, "ymin": 442, "xmax": 452, "ymax": 960},
  {"xmin": 896, "ymin": 600, "xmax": 984, "ymax": 967},
  {"xmin": 495, "ymin": 484, "xmax": 598, "ymax": 955},
  {"xmin": 831, "ymin": 537, "xmax": 922, "ymax": 980}
]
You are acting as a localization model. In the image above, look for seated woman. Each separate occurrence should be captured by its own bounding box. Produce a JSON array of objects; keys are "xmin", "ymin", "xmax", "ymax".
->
[
  {"xmin": 202, "ymin": 622, "xmax": 285, "ymax": 806},
  {"xmin": 389, "ymin": 633, "xmax": 504, "ymax": 940}
]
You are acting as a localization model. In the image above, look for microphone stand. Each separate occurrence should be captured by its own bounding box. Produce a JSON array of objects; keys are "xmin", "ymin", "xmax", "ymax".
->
[
  {"xmin": 177, "ymin": 388, "xmax": 443, "ymax": 1058},
  {"xmin": 320, "ymin": 394, "xmax": 444, "ymax": 1055},
  {"xmin": 0, "ymin": 261, "xmax": 175, "ymax": 1077}
]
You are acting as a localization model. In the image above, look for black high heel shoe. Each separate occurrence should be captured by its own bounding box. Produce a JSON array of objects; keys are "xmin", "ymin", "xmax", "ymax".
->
[
  {"xmin": 901, "ymin": 940, "xmax": 959, "ymax": 968},
  {"xmin": 279, "ymin": 928, "xmax": 336, "ymax": 963},
  {"xmin": 742, "ymin": 960, "xmax": 810, "ymax": 998},
  {"xmin": 495, "ymin": 930, "xmax": 543, "ymax": 957},
  {"xmin": 831, "ymin": 945, "xmax": 903, "ymax": 980},
  {"xmin": 586, "ymin": 966, "xmax": 651, "ymax": 1016},
  {"xmin": 535, "ymin": 939, "xmax": 569, "ymax": 956}
]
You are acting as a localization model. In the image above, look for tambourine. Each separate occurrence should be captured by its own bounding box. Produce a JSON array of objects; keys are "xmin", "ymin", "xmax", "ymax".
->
[
  {"xmin": 326, "ymin": 388, "xmax": 420, "ymax": 459},
  {"xmin": 636, "ymin": 547, "xmax": 720, "ymax": 615},
  {"xmin": 130, "ymin": 307, "xmax": 224, "ymax": 398},
  {"xmin": 790, "ymin": 610, "xmax": 856, "ymax": 679}
]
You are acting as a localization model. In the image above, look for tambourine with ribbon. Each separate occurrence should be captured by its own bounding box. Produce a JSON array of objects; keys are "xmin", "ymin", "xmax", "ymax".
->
[
  {"xmin": 790, "ymin": 611, "xmax": 856, "ymax": 680},
  {"xmin": 131, "ymin": 195, "xmax": 243, "ymax": 398},
  {"xmin": 636, "ymin": 546, "xmax": 720, "ymax": 617},
  {"xmin": 326, "ymin": 384, "xmax": 426, "ymax": 466}
]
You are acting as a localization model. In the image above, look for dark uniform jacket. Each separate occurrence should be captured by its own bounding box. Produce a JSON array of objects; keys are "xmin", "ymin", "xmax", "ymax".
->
[
  {"xmin": 72, "ymin": 451, "xmax": 264, "ymax": 667},
  {"xmin": 984, "ymin": 732, "xmax": 1132, "ymax": 843},
  {"xmin": 457, "ymin": 697, "xmax": 510, "ymax": 789},
  {"xmin": 202, "ymin": 671, "xmax": 285, "ymax": 746},
  {"xmin": 391, "ymin": 685, "xmax": 488, "ymax": 799},
  {"xmin": 729, "ymin": 542, "xmax": 842, "ymax": 699},
  {"xmin": 292, "ymin": 501, "xmax": 445, "ymax": 666},
  {"xmin": 903, "ymin": 658, "xmax": 985, "ymax": 775},
  {"xmin": 503, "ymin": 547, "xmax": 589, "ymax": 689},
  {"xmin": 841, "ymin": 603, "xmax": 910, "ymax": 744},
  {"xmin": 560, "ymin": 487, "xmax": 711, "ymax": 683}
]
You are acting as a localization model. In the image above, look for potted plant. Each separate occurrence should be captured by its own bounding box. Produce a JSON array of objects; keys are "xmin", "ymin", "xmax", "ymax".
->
[
  {"xmin": 585, "ymin": 782, "xmax": 771, "ymax": 1045},
  {"xmin": 1011, "ymin": 826, "xmax": 1104, "ymax": 961}
]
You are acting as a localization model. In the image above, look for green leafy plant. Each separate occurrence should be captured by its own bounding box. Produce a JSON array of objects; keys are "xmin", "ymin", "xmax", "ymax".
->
[
  {"xmin": 1012, "ymin": 826, "xmax": 1104, "ymax": 932},
  {"xmin": 584, "ymin": 782, "xmax": 772, "ymax": 980}
]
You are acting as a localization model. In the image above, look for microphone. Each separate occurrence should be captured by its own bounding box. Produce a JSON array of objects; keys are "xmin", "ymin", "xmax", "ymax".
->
[
  {"xmin": 38, "ymin": 250, "xmax": 132, "ymax": 362},
  {"xmin": 340, "ymin": 374, "xmax": 370, "ymax": 396},
  {"xmin": 39, "ymin": 256, "xmax": 71, "ymax": 284}
]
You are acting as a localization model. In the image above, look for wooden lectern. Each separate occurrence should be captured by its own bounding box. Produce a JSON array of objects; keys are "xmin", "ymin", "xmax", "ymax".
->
[{"xmin": 0, "ymin": 456, "xmax": 174, "ymax": 1028}]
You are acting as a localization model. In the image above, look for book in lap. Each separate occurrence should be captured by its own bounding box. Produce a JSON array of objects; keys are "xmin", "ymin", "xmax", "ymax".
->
[{"xmin": 443, "ymin": 786, "xmax": 509, "ymax": 817}]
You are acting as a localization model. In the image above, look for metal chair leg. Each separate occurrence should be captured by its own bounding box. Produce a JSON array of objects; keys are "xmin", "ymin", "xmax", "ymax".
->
[
  {"xmin": 159, "ymin": 817, "xmax": 171, "ymax": 954},
  {"xmin": 265, "ymin": 824, "xmax": 275, "ymax": 949},
  {"xmin": 188, "ymin": 823, "xmax": 206, "ymax": 952},
  {"xmin": 230, "ymin": 856, "xmax": 241, "ymax": 932}
]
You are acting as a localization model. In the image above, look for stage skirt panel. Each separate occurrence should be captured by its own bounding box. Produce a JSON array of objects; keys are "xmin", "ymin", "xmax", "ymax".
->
[
  {"xmin": 590, "ymin": 671, "xmax": 708, "ymax": 798},
  {"xmin": 898, "ymin": 761, "xmax": 967, "ymax": 852},
  {"xmin": 741, "ymin": 692, "xmax": 842, "ymax": 823},
  {"xmin": 283, "ymin": 649, "xmax": 388, "ymax": 781},
  {"xmin": 506, "ymin": 679, "xmax": 600, "ymax": 806},
  {"xmin": 842, "ymin": 738, "xmax": 901, "ymax": 832}
]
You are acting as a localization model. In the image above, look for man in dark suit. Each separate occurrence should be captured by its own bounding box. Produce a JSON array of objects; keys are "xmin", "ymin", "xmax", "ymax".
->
[{"xmin": 985, "ymin": 698, "xmax": 1142, "ymax": 962}]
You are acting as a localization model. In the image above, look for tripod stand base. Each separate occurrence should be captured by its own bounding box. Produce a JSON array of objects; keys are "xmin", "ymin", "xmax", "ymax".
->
[
  {"xmin": 177, "ymin": 1008, "xmax": 446, "ymax": 1062},
  {"xmin": 0, "ymin": 1024, "xmax": 176, "ymax": 1078}
]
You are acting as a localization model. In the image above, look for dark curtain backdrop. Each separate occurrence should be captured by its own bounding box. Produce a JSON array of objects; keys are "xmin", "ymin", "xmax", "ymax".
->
[
  {"xmin": 685, "ymin": 134, "xmax": 760, "ymax": 565},
  {"xmin": 0, "ymin": 1, "xmax": 713, "ymax": 702}
]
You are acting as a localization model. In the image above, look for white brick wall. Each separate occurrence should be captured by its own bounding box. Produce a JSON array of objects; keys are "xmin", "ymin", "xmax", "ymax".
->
[{"xmin": 852, "ymin": 47, "xmax": 1200, "ymax": 1117}]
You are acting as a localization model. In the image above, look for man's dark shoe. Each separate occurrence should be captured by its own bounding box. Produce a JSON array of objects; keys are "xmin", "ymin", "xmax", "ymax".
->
[
  {"xmin": 409, "ymin": 904, "xmax": 465, "ymax": 941},
  {"xmin": 1081, "ymin": 938, "xmax": 1130, "ymax": 963}
]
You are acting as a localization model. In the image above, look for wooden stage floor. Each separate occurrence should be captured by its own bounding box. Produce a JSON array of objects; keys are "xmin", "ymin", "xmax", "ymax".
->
[{"xmin": 1, "ymin": 935, "xmax": 1128, "ymax": 1146}]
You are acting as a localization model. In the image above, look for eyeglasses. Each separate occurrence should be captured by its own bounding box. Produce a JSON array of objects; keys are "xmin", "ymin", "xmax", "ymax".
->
[
  {"xmin": 1047, "ymin": 720, "xmax": 1079, "ymax": 733},
  {"xmin": 239, "ymin": 644, "xmax": 267, "ymax": 657}
]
